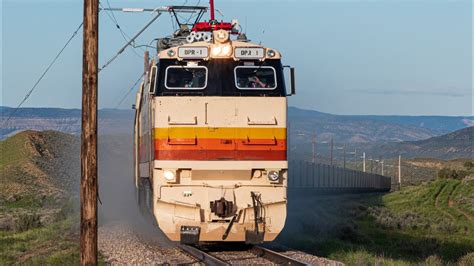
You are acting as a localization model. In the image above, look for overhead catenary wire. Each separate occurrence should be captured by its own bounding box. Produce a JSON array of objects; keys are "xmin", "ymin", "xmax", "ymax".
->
[
  {"xmin": 100, "ymin": 0, "xmax": 144, "ymax": 57},
  {"xmin": 2, "ymin": 22, "xmax": 84, "ymax": 126},
  {"xmin": 114, "ymin": 73, "xmax": 145, "ymax": 109},
  {"xmin": 99, "ymin": 11, "xmax": 162, "ymax": 72}
]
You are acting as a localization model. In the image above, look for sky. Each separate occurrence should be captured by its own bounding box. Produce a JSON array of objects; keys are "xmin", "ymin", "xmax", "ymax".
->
[{"xmin": 1, "ymin": 0, "xmax": 473, "ymax": 115}]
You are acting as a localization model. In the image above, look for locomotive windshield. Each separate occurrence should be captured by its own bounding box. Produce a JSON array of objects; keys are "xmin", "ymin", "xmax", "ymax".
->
[
  {"xmin": 155, "ymin": 59, "xmax": 286, "ymax": 97},
  {"xmin": 165, "ymin": 66, "xmax": 207, "ymax": 89},
  {"xmin": 235, "ymin": 66, "xmax": 276, "ymax": 90}
]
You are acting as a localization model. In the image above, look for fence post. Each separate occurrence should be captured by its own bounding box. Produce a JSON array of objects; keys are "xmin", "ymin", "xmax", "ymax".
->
[
  {"xmin": 298, "ymin": 160, "xmax": 302, "ymax": 188},
  {"xmin": 306, "ymin": 161, "xmax": 311, "ymax": 188},
  {"xmin": 317, "ymin": 164, "xmax": 321, "ymax": 188},
  {"xmin": 328, "ymin": 165, "xmax": 336, "ymax": 187},
  {"xmin": 324, "ymin": 164, "xmax": 328, "ymax": 188},
  {"xmin": 351, "ymin": 169, "xmax": 354, "ymax": 189}
]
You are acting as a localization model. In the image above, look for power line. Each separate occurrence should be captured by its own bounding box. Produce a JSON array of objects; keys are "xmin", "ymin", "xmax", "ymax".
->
[
  {"xmin": 2, "ymin": 22, "xmax": 83, "ymax": 126},
  {"xmin": 105, "ymin": 0, "xmax": 119, "ymax": 26},
  {"xmin": 99, "ymin": 11, "xmax": 162, "ymax": 72},
  {"xmin": 114, "ymin": 73, "xmax": 144, "ymax": 109},
  {"xmin": 100, "ymin": 1, "xmax": 144, "ymax": 57},
  {"xmin": 100, "ymin": 1, "xmax": 130, "ymax": 41}
]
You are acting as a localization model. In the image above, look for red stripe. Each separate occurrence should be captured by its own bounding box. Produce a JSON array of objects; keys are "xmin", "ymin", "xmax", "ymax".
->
[
  {"xmin": 154, "ymin": 150, "xmax": 287, "ymax": 160},
  {"xmin": 154, "ymin": 138, "xmax": 286, "ymax": 151}
]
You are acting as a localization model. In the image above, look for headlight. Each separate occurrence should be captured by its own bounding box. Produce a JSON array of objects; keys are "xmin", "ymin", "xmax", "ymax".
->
[
  {"xmin": 222, "ymin": 45, "xmax": 232, "ymax": 56},
  {"xmin": 163, "ymin": 170, "xmax": 175, "ymax": 181},
  {"xmin": 211, "ymin": 44, "xmax": 232, "ymax": 57},
  {"xmin": 211, "ymin": 45, "xmax": 222, "ymax": 56},
  {"xmin": 268, "ymin": 170, "xmax": 280, "ymax": 182},
  {"xmin": 167, "ymin": 49, "xmax": 176, "ymax": 57},
  {"xmin": 253, "ymin": 169, "xmax": 262, "ymax": 178},
  {"xmin": 267, "ymin": 49, "xmax": 276, "ymax": 57}
]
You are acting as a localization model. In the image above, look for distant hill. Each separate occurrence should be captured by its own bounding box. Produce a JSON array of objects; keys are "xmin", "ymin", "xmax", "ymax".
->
[
  {"xmin": 0, "ymin": 106, "xmax": 134, "ymax": 140},
  {"xmin": 365, "ymin": 126, "xmax": 473, "ymax": 160},
  {"xmin": 288, "ymin": 107, "xmax": 472, "ymax": 143},
  {"xmin": 351, "ymin": 114, "xmax": 473, "ymax": 133},
  {"xmin": 1, "ymin": 106, "xmax": 472, "ymax": 143}
]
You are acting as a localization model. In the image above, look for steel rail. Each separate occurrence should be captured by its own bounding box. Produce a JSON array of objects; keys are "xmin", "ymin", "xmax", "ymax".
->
[
  {"xmin": 179, "ymin": 245, "xmax": 230, "ymax": 266},
  {"xmin": 253, "ymin": 246, "xmax": 310, "ymax": 266}
]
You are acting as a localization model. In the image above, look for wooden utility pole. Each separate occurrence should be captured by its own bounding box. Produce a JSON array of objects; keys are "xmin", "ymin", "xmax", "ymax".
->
[
  {"xmin": 362, "ymin": 152, "xmax": 366, "ymax": 172},
  {"xmin": 398, "ymin": 154, "xmax": 402, "ymax": 189},
  {"xmin": 330, "ymin": 137, "xmax": 333, "ymax": 166},
  {"xmin": 81, "ymin": 0, "xmax": 99, "ymax": 265},
  {"xmin": 311, "ymin": 131, "xmax": 316, "ymax": 164},
  {"xmin": 381, "ymin": 160, "xmax": 384, "ymax": 175},
  {"xmin": 342, "ymin": 144, "xmax": 346, "ymax": 168}
]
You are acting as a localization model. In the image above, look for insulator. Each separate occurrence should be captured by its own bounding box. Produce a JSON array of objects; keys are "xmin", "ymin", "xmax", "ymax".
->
[
  {"xmin": 195, "ymin": 32, "xmax": 203, "ymax": 41},
  {"xmin": 186, "ymin": 35, "xmax": 195, "ymax": 43},
  {"xmin": 202, "ymin": 33, "xmax": 212, "ymax": 42}
]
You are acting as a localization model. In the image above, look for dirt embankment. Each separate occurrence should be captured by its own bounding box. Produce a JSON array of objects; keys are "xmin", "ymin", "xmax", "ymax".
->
[{"xmin": 0, "ymin": 130, "xmax": 80, "ymax": 231}]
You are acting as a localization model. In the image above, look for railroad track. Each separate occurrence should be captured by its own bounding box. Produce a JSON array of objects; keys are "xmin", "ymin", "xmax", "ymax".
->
[{"xmin": 179, "ymin": 244, "xmax": 310, "ymax": 265}]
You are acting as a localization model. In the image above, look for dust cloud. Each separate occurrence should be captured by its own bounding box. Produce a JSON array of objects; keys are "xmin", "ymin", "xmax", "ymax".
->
[{"xmin": 97, "ymin": 130, "xmax": 173, "ymax": 248}]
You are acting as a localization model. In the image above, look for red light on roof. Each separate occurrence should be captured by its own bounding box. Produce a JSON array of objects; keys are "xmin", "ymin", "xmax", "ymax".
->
[{"xmin": 192, "ymin": 21, "xmax": 233, "ymax": 32}]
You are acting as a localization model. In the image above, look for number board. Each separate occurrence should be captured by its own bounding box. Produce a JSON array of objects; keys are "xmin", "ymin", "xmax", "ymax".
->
[
  {"xmin": 178, "ymin": 47, "xmax": 209, "ymax": 59},
  {"xmin": 234, "ymin": 47, "xmax": 265, "ymax": 59}
]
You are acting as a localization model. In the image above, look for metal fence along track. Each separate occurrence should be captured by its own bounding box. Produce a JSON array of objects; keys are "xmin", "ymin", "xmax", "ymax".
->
[{"xmin": 288, "ymin": 161, "xmax": 391, "ymax": 192}]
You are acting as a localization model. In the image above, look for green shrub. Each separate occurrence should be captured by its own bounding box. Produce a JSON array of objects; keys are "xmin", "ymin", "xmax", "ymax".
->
[
  {"xmin": 438, "ymin": 168, "xmax": 468, "ymax": 180},
  {"xmin": 15, "ymin": 213, "xmax": 41, "ymax": 232},
  {"xmin": 54, "ymin": 199, "xmax": 75, "ymax": 222},
  {"xmin": 463, "ymin": 161, "xmax": 474, "ymax": 170},
  {"xmin": 333, "ymin": 222, "xmax": 370, "ymax": 244}
]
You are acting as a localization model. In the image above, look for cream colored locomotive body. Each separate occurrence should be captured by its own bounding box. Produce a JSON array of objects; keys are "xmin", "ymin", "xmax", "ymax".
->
[{"xmin": 134, "ymin": 32, "xmax": 293, "ymax": 243}]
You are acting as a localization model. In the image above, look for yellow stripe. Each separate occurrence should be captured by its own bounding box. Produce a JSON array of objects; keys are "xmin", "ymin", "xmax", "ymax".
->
[{"xmin": 154, "ymin": 127, "xmax": 287, "ymax": 139}]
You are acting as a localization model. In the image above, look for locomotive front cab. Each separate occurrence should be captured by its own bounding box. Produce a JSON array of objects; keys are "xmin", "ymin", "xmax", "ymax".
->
[{"xmin": 140, "ymin": 30, "xmax": 295, "ymax": 244}]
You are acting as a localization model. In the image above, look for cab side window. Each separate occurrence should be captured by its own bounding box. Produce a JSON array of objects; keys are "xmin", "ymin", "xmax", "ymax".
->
[{"xmin": 149, "ymin": 66, "xmax": 158, "ymax": 94}]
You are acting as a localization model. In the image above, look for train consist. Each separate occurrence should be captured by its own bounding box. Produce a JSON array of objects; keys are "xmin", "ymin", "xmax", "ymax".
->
[{"xmin": 133, "ymin": 2, "xmax": 295, "ymax": 244}]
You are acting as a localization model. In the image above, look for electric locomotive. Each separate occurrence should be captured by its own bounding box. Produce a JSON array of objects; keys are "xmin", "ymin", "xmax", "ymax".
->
[{"xmin": 133, "ymin": 2, "xmax": 296, "ymax": 244}]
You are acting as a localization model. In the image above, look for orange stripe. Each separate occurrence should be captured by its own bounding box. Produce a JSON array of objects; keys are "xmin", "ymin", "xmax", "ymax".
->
[
  {"xmin": 154, "ymin": 127, "xmax": 287, "ymax": 139},
  {"xmin": 154, "ymin": 150, "xmax": 287, "ymax": 161}
]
